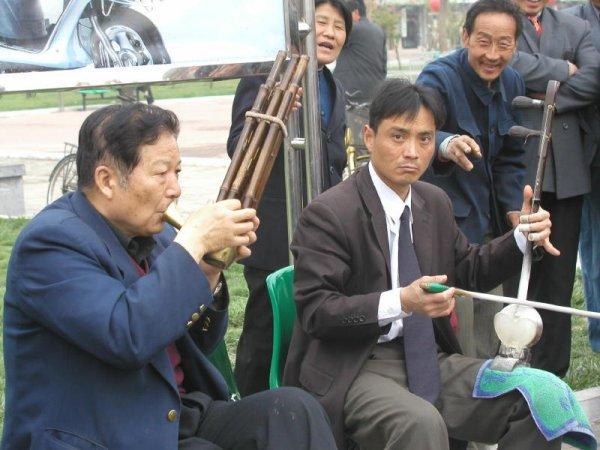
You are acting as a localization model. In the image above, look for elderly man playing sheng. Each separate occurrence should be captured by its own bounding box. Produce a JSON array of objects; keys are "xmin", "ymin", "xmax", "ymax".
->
[
  {"xmin": 2, "ymin": 103, "xmax": 338, "ymax": 450},
  {"xmin": 283, "ymin": 79, "xmax": 561, "ymax": 450}
]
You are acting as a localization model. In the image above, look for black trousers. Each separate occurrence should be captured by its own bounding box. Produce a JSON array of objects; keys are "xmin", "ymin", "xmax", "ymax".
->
[
  {"xmin": 505, "ymin": 192, "xmax": 583, "ymax": 377},
  {"xmin": 234, "ymin": 266, "xmax": 274, "ymax": 396},
  {"xmin": 178, "ymin": 387, "xmax": 336, "ymax": 450}
]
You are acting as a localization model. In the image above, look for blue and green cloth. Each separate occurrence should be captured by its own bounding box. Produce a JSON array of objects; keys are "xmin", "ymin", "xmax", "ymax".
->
[{"xmin": 473, "ymin": 359, "xmax": 597, "ymax": 449}]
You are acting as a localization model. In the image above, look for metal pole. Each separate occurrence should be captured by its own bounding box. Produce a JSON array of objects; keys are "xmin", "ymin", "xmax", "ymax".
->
[
  {"xmin": 284, "ymin": 0, "xmax": 306, "ymax": 264},
  {"xmin": 301, "ymin": 0, "xmax": 324, "ymax": 202},
  {"xmin": 283, "ymin": 0, "xmax": 323, "ymax": 263}
]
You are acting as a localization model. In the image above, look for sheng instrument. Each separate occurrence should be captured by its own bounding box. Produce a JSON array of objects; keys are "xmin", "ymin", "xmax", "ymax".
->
[{"xmin": 164, "ymin": 51, "xmax": 309, "ymax": 270}]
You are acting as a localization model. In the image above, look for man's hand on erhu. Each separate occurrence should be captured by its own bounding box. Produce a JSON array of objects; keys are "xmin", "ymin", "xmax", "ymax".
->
[{"xmin": 518, "ymin": 185, "xmax": 560, "ymax": 256}]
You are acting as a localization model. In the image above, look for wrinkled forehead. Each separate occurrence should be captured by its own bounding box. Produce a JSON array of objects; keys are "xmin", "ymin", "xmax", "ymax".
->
[
  {"xmin": 136, "ymin": 132, "xmax": 181, "ymax": 166},
  {"xmin": 469, "ymin": 12, "xmax": 518, "ymax": 38}
]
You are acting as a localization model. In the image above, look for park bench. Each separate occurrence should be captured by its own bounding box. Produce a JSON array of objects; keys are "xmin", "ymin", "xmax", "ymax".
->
[{"xmin": 79, "ymin": 88, "xmax": 112, "ymax": 111}]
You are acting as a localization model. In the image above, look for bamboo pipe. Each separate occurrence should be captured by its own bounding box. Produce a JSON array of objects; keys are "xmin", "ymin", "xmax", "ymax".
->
[
  {"xmin": 227, "ymin": 55, "xmax": 301, "ymax": 201},
  {"xmin": 216, "ymin": 51, "xmax": 287, "ymax": 201}
]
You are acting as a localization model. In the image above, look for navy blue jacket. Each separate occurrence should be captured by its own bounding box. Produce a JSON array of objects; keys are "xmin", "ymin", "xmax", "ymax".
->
[
  {"xmin": 227, "ymin": 67, "xmax": 347, "ymax": 271},
  {"xmin": 418, "ymin": 49, "xmax": 526, "ymax": 244},
  {"xmin": 2, "ymin": 191, "xmax": 229, "ymax": 449}
]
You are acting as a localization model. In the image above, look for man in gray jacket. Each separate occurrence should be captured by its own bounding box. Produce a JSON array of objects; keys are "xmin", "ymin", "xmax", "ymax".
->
[
  {"xmin": 509, "ymin": 0, "xmax": 600, "ymax": 376},
  {"xmin": 334, "ymin": 0, "xmax": 387, "ymax": 103},
  {"xmin": 563, "ymin": 0, "xmax": 600, "ymax": 354}
]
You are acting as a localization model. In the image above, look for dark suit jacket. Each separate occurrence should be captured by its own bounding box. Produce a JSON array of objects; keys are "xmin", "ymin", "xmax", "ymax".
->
[
  {"xmin": 510, "ymin": 8, "xmax": 600, "ymax": 197},
  {"xmin": 418, "ymin": 48, "xmax": 526, "ymax": 243},
  {"xmin": 2, "ymin": 191, "xmax": 229, "ymax": 449},
  {"xmin": 333, "ymin": 17, "xmax": 387, "ymax": 102},
  {"xmin": 227, "ymin": 67, "xmax": 347, "ymax": 271},
  {"xmin": 563, "ymin": 1, "xmax": 600, "ymax": 167},
  {"xmin": 283, "ymin": 167, "xmax": 523, "ymax": 449}
]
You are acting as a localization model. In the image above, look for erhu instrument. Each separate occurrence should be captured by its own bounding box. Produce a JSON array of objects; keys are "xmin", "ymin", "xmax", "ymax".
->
[
  {"xmin": 164, "ymin": 51, "xmax": 309, "ymax": 269},
  {"xmin": 423, "ymin": 81, "xmax": 563, "ymax": 371},
  {"xmin": 494, "ymin": 80, "xmax": 560, "ymax": 370}
]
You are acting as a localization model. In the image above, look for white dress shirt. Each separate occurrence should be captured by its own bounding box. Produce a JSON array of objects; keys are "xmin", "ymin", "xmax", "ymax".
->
[{"xmin": 369, "ymin": 163, "xmax": 528, "ymax": 343}]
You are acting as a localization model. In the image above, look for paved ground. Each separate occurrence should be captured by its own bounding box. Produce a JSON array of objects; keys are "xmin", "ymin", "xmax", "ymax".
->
[{"xmin": 0, "ymin": 96, "xmax": 232, "ymax": 217}]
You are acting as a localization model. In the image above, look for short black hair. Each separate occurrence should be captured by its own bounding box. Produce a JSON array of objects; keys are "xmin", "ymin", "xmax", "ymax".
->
[
  {"xmin": 77, "ymin": 103, "xmax": 179, "ymax": 190},
  {"xmin": 369, "ymin": 79, "xmax": 446, "ymax": 132},
  {"xmin": 463, "ymin": 0, "xmax": 522, "ymax": 39},
  {"xmin": 354, "ymin": 0, "xmax": 366, "ymax": 17},
  {"xmin": 316, "ymin": 0, "xmax": 353, "ymax": 44}
]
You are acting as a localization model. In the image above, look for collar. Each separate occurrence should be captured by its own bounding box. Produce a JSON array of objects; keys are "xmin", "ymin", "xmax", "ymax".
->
[
  {"xmin": 101, "ymin": 216, "xmax": 156, "ymax": 264},
  {"xmin": 458, "ymin": 48, "xmax": 506, "ymax": 105},
  {"xmin": 368, "ymin": 162, "xmax": 412, "ymax": 228}
]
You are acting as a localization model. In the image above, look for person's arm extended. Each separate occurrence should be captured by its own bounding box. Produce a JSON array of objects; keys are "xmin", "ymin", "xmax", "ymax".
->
[{"xmin": 15, "ymin": 222, "xmax": 217, "ymax": 370}]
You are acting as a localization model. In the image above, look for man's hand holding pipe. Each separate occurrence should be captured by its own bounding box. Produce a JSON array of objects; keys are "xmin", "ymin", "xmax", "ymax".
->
[
  {"xmin": 517, "ymin": 185, "xmax": 560, "ymax": 256},
  {"xmin": 174, "ymin": 199, "xmax": 258, "ymax": 286}
]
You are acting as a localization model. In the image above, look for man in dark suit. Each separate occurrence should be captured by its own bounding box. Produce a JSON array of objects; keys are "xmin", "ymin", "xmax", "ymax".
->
[
  {"xmin": 228, "ymin": 0, "xmax": 352, "ymax": 396},
  {"xmin": 284, "ymin": 79, "xmax": 560, "ymax": 449},
  {"xmin": 333, "ymin": 0, "xmax": 387, "ymax": 103},
  {"xmin": 509, "ymin": 0, "xmax": 600, "ymax": 377},
  {"xmin": 563, "ymin": 0, "xmax": 600, "ymax": 353},
  {"xmin": 2, "ymin": 103, "xmax": 337, "ymax": 449}
]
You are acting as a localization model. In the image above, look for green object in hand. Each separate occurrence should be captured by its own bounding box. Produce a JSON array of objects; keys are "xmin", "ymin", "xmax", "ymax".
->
[{"xmin": 420, "ymin": 282, "xmax": 451, "ymax": 293}]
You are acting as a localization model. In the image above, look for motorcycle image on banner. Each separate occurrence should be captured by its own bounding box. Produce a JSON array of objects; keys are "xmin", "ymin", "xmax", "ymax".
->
[{"xmin": 0, "ymin": 0, "xmax": 169, "ymax": 72}]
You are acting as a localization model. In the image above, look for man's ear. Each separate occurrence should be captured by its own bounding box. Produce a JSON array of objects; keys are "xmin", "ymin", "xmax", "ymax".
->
[
  {"xmin": 94, "ymin": 165, "xmax": 118, "ymax": 199},
  {"xmin": 363, "ymin": 124, "xmax": 374, "ymax": 155},
  {"xmin": 461, "ymin": 28, "xmax": 469, "ymax": 47}
]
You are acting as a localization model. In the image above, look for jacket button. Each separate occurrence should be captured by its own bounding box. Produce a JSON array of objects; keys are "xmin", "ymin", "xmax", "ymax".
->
[
  {"xmin": 167, "ymin": 410, "xmax": 178, "ymax": 422},
  {"xmin": 329, "ymin": 166, "xmax": 335, "ymax": 174},
  {"xmin": 191, "ymin": 312, "xmax": 200, "ymax": 322},
  {"xmin": 562, "ymin": 122, "xmax": 569, "ymax": 130},
  {"xmin": 186, "ymin": 320, "xmax": 194, "ymax": 328},
  {"xmin": 199, "ymin": 304, "xmax": 207, "ymax": 313}
]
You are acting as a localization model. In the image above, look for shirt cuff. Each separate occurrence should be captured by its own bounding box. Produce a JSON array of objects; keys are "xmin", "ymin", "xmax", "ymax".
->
[
  {"xmin": 514, "ymin": 227, "xmax": 527, "ymax": 254},
  {"xmin": 378, "ymin": 288, "xmax": 411, "ymax": 327},
  {"xmin": 439, "ymin": 134, "xmax": 460, "ymax": 161}
]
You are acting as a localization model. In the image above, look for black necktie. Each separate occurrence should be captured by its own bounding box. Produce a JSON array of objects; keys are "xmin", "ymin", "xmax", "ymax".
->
[{"xmin": 398, "ymin": 205, "xmax": 440, "ymax": 403}]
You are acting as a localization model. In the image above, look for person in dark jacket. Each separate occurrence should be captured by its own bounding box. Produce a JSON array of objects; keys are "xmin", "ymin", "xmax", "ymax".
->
[
  {"xmin": 1, "ymin": 103, "xmax": 338, "ymax": 450},
  {"xmin": 509, "ymin": 0, "xmax": 600, "ymax": 377},
  {"xmin": 283, "ymin": 79, "xmax": 559, "ymax": 450},
  {"xmin": 417, "ymin": 0, "xmax": 526, "ymax": 359},
  {"xmin": 334, "ymin": 0, "xmax": 387, "ymax": 103},
  {"xmin": 227, "ymin": 0, "xmax": 352, "ymax": 396},
  {"xmin": 563, "ymin": 0, "xmax": 600, "ymax": 353}
]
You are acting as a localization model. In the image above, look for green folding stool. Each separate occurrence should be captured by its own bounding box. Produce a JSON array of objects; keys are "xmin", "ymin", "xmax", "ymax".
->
[{"xmin": 266, "ymin": 265, "xmax": 296, "ymax": 389}]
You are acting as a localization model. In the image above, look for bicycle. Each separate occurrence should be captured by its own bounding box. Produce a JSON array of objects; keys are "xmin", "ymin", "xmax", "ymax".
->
[{"xmin": 47, "ymin": 142, "xmax": 78, "ymax": 204}]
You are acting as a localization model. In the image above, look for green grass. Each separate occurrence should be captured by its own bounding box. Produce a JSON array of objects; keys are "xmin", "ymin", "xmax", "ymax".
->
[
  {"xmin": 0, "ymin": 79, "xmax": 239, "ymax": 112},
  {"xmin": 1, "ymin": 217, "xmax": 600, "ymax": 431}
]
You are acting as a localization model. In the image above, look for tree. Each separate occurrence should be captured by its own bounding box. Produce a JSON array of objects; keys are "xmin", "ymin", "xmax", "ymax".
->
[{"xmin": 372, "ymin": 5, "xmax": 402, "ymax": 68}]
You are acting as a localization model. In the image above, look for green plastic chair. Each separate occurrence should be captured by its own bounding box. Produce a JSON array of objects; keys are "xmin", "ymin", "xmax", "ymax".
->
[
  {"xmin": 207, "ymin": 339, "xmax": 240, "ymax": 400},
  {"xmin": 266, "ymin": 265, "xmax": 296, "ymax": 389}
]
